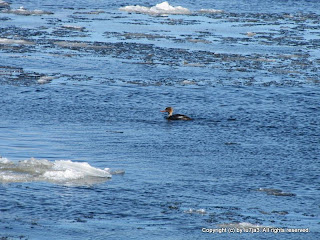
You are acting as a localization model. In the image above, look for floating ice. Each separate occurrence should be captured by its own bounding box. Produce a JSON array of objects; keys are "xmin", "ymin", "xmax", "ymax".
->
[
  {"xmin": 256, "ymin": 188, "xmax": 296, "ymax": 197},
  {"xmin": 0, "ymin": 0, "xmax": 9, "ymax": 8},
  {"xmin": 198, "ymin": 9, "xmax": 224, "ymax": 14},
  {"xmin": 54, "ymin": 40, "xmax": 88, "ymax": 48},
  {"xmin": 187, "ymin": 38, "xmax": 211, "ymax": 44},
  {"xmin": 119, "ymin": 2, "xmax": 225, "ymax": 16},
  {"xmin": 0, "ymin": 157, "xmax": 112, "ymax": 186},
  {"xmin": 61, "ymin": 25, "xmax": 86, "ymax": 32},
  {"xmin": 0, "ymin": 157, "xmax": 10, "ymax": 164},
  {"xmin": 184, "ymin": 208, "xmax": 207, "ymax": 215},
  {"xmin": 73, "ymin": 10, "xmax": 105, "ymax": 15},
  {"xmin": 2, "ymin": 6, "xmax": 53, "ymax": 15},
  {"xmin": 0, "ymin": 37, "xmax": 34, "ymax": 45},
  {"xmin": 37, "ymin": 76, "xmax": 54, "ymax": 84},
  {"xmin": 119, "ymin": 1, "xmax": 191, "ymax": 15},
  {"xmin": 183, "ymin": 61, "xmax": 205, "ymax": 67},
  {"xmin": 180, "ymin": 79, "xmax": 197, "ymax": 85},
  {"xmin": 246, "ymin": 32, "xmax": 256, "ymax": 37},
  {"xmin": 50, "ymin": 160, "xmax": 111, "ymax": 179}
]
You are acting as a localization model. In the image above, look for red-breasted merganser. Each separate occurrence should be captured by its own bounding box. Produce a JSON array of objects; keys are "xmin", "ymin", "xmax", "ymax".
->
[{"xmin": 161, "ymin": 107, "xmax": 192, "ymax": 121}]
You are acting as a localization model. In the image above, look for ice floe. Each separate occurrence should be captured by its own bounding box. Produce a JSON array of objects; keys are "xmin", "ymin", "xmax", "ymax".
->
[
  {"xmin": 0, "ymin": 37, "xmax": 34, "ymax": 45},
  {"xmin": 37, "ymin": 76, "xmax": 54, "ymax": 84},
  {"xmin": 0, "ymin": 0, "xmax": 9, "ymax": 9},
  {"xmin": 119, "ymin": 2, "xmax": 224, "ymax": 16},
  {"xmin": 61, "ymin": 25, "xmax": 86, "ymax": 32},
  {"xmin": 184, "ymin": 208, "xmax": 207, "ymax": 215},
  {"xmin": 198, "ymin": 9, "xmax": 224, "ymax": 14},
  {"xmin": 2, "ymin": 6, "xmax": 53, "ymax": 15},
  {"xmin": 0, "ymin": 157, "xmax": 114, "ymax": 186},
  {"xmin": 256, "ymin": 188, "xmax": 296, "ymax": 197},
  {"xmin": 246, "ymin": 32, "xmax": 257, "ymax": 37},
  {"xmin": 119, "ymin": 1, "xmax": 191, "ymax": 15}
]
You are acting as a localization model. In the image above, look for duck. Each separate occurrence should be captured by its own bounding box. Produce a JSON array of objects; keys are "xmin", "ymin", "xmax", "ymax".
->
[{"xmin": 160, "ymin": 107, "xmax": 192, "ymax": 121}]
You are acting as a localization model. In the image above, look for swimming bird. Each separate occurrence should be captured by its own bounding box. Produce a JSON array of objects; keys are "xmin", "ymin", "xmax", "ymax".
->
[{"xmin": 160, "ymin": 107, "xmax": 192, "ymax": 121}]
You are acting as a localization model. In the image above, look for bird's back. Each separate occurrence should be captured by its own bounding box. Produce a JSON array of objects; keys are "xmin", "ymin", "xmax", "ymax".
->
[{"xmin": 168, "ymin": 114, "xmax": 192, "ymax": 121}]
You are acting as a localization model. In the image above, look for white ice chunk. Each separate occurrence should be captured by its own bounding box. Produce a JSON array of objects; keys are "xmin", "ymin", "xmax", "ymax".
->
[
  {"xmin": 38, "ymin": 76, "xmax": 54, "ymax": 84},
  {"xmin": 198, "ymin": 9, "xmax": 224, "ymax": 14},
  {"xmin": 0, "ymin": 157, "xmax": 112, "ymax": 185},
  {"xmin": 2, "ymin": 6, "xmax": 53, "ymax": 15},
  {"xmin": 0, "ymin": 0, "xmax": 9, "ymax": 8},
  {"xmin": 52, "ymin": 160, "xmax": 111, "ymax": 178},
  {"xmin": 119, "ymin": 1, "xmax": 191, "ymax": 15},
  {"xmin": 0, "ymin": 37, "xmax": 34, "ymax": 45}
]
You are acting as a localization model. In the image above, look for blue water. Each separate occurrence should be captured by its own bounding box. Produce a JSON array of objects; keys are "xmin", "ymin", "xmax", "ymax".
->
[{"xmin": 1, "ymin": 0, "xmax": 319, "ymax": 239}]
